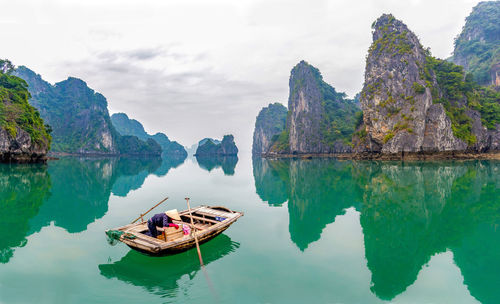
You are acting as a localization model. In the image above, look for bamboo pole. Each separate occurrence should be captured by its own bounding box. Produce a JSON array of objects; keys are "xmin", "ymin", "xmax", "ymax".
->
[
  {"xmin": 185, "ymin": 198, "xmax": 218, "ymax": 300},
  {"xmin": 131, "ymin": 196, "xmax": 169, "ymax": 224},
  {"xmin": 185, "ymin": 197, "xmax": 204, "ymax": 266}
]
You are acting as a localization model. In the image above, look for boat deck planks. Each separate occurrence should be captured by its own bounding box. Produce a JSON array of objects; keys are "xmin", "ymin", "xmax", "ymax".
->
[
  {"xmin": 196, "ymin": 206, "xmax": 236, "ymax": 218},
  {"xmin": 188, "ymin": 215, "xmax": 220, "ymax": 224}
]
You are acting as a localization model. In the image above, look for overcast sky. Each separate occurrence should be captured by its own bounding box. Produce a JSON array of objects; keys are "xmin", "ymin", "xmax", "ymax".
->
[{"xmin": 1, "ymin": 0, "xmax": 483, "ymax": 151}]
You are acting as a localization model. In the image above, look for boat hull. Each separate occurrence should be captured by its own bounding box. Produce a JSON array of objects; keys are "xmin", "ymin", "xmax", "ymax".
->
[
  {"xmin": 126, "ymin": 225, "xmax": 229, "ymax": 256},
  {"xmin": 107, "ymin": 205, "xmax": 243, "ymax": 256}
]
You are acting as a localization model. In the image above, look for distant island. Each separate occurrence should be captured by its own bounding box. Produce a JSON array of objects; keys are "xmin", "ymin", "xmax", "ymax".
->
[
  {"xmin": 111, "ymin": 113, "xmax": 187, "ymax": 158},
  {"xmin": 187, "ymin": 138, "xmax": 220, "ymax": 156},
  {"xmin": 254, "ymin": 3, "xmax": 500, "ymax": 160},
  {"xmin": 194, "ymin": 135, "xmax": 238, "ymax": 156},
  {"xmin": 194, "ymin": 135, "xmax": 239, "ymax": 175}
]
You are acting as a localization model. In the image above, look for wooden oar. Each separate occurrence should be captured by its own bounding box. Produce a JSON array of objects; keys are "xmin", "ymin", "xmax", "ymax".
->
[
  {"xmin": 131, "ymin": 196, "xmax": 169, "ymax": 224},
  {"xmin": 185, "ymin": 197, "xmax": 204, "ymax": 266},
  {"xmin": 185, "ymin": 198, "xmax": 219, "ymax": 301}
]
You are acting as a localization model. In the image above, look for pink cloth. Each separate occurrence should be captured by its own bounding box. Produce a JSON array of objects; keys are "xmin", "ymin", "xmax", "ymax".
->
[{"xmin": 182, "ymin": 224, "xmax": 191, "ymax": 235}]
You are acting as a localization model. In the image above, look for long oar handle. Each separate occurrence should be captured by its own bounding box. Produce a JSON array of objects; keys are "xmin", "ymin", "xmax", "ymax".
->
[
  {"xmin": 131, "ymin": 196, "xmax": 169, "ymax": 224},
  {"xmin": 186, "ymin": 197, "xmax": 204, "ymax": 266}
]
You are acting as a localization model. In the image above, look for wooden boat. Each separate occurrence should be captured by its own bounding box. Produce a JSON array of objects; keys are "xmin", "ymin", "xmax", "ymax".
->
[{"xmin": 106, "ymin": 205, "xmax": 243, "ymax": 256}]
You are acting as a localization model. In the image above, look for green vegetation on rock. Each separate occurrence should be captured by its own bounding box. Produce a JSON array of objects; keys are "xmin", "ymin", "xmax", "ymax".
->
[
  {"xmin": 423, "ymin": 54, "xmax": 500, "ymax": 144},
  {"xmin": 369, "ymin": 15, "xmax": 413, "ymax": 58},
  {"xmin": 115, "ymin": 136, "xmax": 162, "ymax": 156},
  {"xmin": 308, "ymin": 62, "xmax": 362, "ymax": 147},
  {"xmin": 452, "ymin": 1, "xmax": 500, "ymax": 86},
  {"xmin": 412, "ymin": 82, "xmax": 425, "ymax": 94},
  {"xmin": 270, "ymin": 129, "xmax": 290, "ymax": 152},
  {"xmin": 0, "ymin": 60, "xmax": 51, "ymax": 148},
  {"xmin": 313, "ymin": 68, "xmax": 361, "ymax": 146},
  {"xmin": 252, "ymin": 102, "xmax": 287, "ymax": 155},
  {"xmin": 471, "ymin": 87, "xmax": 500, "ymax": 129},
  {"xmin": 424, "ymin": 56, "xmax": 476, "ymax": 144}
]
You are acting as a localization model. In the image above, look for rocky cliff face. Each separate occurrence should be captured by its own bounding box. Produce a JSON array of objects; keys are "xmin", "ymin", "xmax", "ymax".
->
[
  {"xmin": 14, "ymin": 67, "xmax": 117, "ymax": 154},
  {"xmin": 0, "ymin": 127, "xmax": 48, "ymax": 163},
  {"xmin": 14, "ymin": 67, "xmax": 160, "ymax": 156},
  {"xmin": 57, "ymin": 77, "xmax": 117, "ymax": 154},
  {"xmin": 267, "ymin": 61, "xmax": 360, "ymax": 155},
  {"xmin": 220, "ymin": 135, "xmax": 238, "ymax": 155},
  {"xmin": 452, "ymin": 1, "xmax": 500, "ymax": 86},
  {"xmin": 111, "ymin": 113, "xmax": 187, "ymax": 157},
  {"xmin": 1, "ymin": 61, "xmax": 51, "ymax": 162},
  {"xmin": 195, "ymin": 135, "xmax": 238, "ymax": 156},
  {"xmin": 357, "ymin": 14, "xmax": 500, "ymax": 155},
  {"xmin": 252, "ymin": 103, "xmax": 287, "ymax": 156},
  {"xmin": 359, "ymin": 14, "xmax": 464, "ymax": 153},
  {"xmin": 287, "ymin": 61, "xmax": 324, "ymax": 153}
]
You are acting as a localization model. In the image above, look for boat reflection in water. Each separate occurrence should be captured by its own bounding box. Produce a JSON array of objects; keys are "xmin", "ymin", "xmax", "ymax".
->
[
  {"xmin": 253, "ymin": 157, "xmax": 500, "ymax": 302},
  {"xmin": 195, "ymin": 156, "xmax": 238, "ymax": 176},
  {"xmin": 98, "ymin": 234, "xmax": 240, "ymax": 297}
]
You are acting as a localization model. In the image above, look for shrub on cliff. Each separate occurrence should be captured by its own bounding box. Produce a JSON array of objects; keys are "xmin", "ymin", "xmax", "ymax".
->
[
  {"xmin": 0, "ymin": 60, "xmax": 51, "ymax": 149},
  {"xmin": 424, "ymin": 54, "xmax": 500, "ymax": 144}
]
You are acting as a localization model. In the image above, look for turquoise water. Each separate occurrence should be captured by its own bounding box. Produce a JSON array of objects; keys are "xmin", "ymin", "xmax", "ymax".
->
[{"xmin": 0, "ymin": 155, "xmax": 498, "ymax": 303}]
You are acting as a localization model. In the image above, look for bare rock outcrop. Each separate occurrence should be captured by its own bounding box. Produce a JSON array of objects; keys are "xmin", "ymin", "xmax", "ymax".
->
[{"xmin": 0, "ymin": 127, "xmax": 48, "ymax": 163}]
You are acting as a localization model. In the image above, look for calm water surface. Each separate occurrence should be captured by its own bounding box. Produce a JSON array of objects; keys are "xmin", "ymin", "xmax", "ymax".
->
[{"xmin": 0, "ymin": 154, "xmax": 498, "ymax": 303}]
